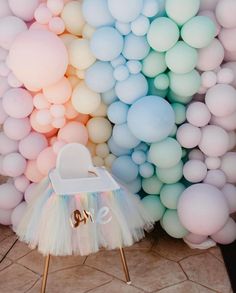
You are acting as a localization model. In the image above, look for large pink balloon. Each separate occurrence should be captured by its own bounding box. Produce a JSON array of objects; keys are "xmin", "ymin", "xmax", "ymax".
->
[
  {"xmin": 183, "ymin": 160, "xmax": 207, "ymax": 183},
  {"xmin": 211, "ymin": 217, "xmax": 236, "ymax": 244},
  {"xmin": 30, "ymin": 109, "xmax": 54, "ymax": 133},
  {"xmin": 176, "ymin": 123, "xmax": 202, "ymax": 149},
  {"xmin": 216, "ymin": 0, "xmax": 236, "ymax": 28},
  {"xmin": 58, "ymin": 121, "xmax": 88, "ymax": 145},
  {"xmin": 3, "ymin": 152, "xmax": 27, "ymax": 177},
  {"xmin": 219, "ymin": 27, "xmax": 236, "ymax": 52},
  {"xmin": 186, "ymin": 102, "xmax": 211, "ymax": 127},
  {"xmin": 8, "ymin": 29, "xmax": 68, "ymax": 89},
  {"xmin": 36, "ymin": 147, "xmax": 56, "ymax": 175},
  {"xmin": 178, "ymin": 183, "xmax": 229, "ymax": 235},
  {"xmin": 0, "ymin": 132, "xmax": 18, "ymax": 155},
  {"xmin": 0, "ymin": 0, "xmax": 13, "ymax": 18},
  {"xmin": 203, "ymin": 169, "xmax": 226, "ymax": 189},
  {"xmin": 0, "ymin": 183, "xmax": 23, "ymax": 209},
  {"xmin": 3, "ymin": 117, "xmax": 31, "ymax": 140},
  {"xmin": 8, "ymin": 0, "xmax": 40, "ymax": 21}
]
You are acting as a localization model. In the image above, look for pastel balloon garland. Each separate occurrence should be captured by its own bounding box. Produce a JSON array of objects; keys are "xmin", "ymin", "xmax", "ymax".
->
[{"xmin": 0, "ymin": 0, "xmax": 235, "ymax": 246}]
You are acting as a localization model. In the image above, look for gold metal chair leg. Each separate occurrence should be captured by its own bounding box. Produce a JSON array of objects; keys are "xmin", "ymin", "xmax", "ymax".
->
[
  {"xmin": 119, "ymin": 248, "xmax": 131, "ymax": 285},
  {"xmin": 41, "ymin": 254, "xmax": 51, "ymax": 293}
]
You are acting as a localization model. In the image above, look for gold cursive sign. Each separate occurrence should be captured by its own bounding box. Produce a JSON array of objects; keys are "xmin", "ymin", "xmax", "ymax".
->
[{"xmin": 70, "ymin": 209, "xmax": 94, "ymax": 228}]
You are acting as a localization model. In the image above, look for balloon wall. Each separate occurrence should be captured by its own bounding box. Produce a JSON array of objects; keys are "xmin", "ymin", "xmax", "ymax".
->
[{"xmin": 0, "ymin": 0, "xmax": 236, "ymax": 246}]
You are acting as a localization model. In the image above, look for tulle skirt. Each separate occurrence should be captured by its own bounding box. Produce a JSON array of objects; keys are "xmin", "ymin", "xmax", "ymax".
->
[{"xmin": 17, "ymin": 177, "xmax": 154, "ymax": 256}]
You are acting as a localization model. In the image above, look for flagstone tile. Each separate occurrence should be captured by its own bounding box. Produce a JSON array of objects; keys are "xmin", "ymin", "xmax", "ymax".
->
[
  {"xmin": 0, "ymin": 234, "xmax": 18, "ymax": 255},
  {"xmin": 0, "ymin": 254, "xmax": 12, "ymax": 271},
  {"xmin": 7, "ymin": 240, "xmax": 31, "ymax": 260}
]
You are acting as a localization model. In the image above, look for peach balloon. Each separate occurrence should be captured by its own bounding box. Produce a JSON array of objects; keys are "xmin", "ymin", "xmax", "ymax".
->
[
  {"xmin": 58, "ymin": 121, "xmax": 88, "ymax": 145},
  {"xmin": 205, "ymin": 84, "xmax": 236, "ymax": 117},
  {"xmin": 24, "ymin": 160, "xmax": 44, "ymax": 182},
  {"xmin": 8, "ymin": 29, "xmax": 68, "ymax": 89},
  {"xmin": 34, "ymin": 4, "xmax": 52, "ymax": 24},
  {"xmin": 30, "ymin": 109, "xmax": 54, "ymax": 133},
  {"xmin": 14, "ymin": 175, "xmax": 30, "ymax": 193},
  {"xmin": 48, "ymin": 17, "xmax": 65, "ymax": 34},
  {"xmin": 33, "ymin": 93, "xmax": 51, "ymax": 110},
  {"xmin": 8, "ymin": 0, "xmax": 40, "ymax": 21},
  {"xmin": 43, "ymin": 77, "xmax": 72, "ymax": 104},
  {"xmin": 216, "ymin": 0, "xmax": 236, "ymax": 28},
  {"xmin": 184, "ymin": 233, "xmax": 207, "ymax": 245},
  {"xmin": 176, "ymin": 123, "xmax": 202, "ymax": 148},
  {"xmin": 3, "ymin": 117, "xmax": 31, "ymax": 140},
  {"xmin": 204, "ymin": 169, "xmax": 227, "ymax": 189},
  {"xmin": 186, "ymin": 102, "xmax": 211, "ymax": 127},
  {"xmin": 50, "ymin": 104, "xmax": 65, "ymax": 118},
  {"xmin": 75, "ymin": 113, "xmax": 90, "ymax": 124},
  {"xmin": 47, "ymin": 0, "xmax": 64, "ymax": 16},
  {"xmin": 36, "ymin": 109, "xmax": 53, "ymax": 125},
  {"xmin": 199, "ymin": 125, "xmax": 229, "ymax": 157},
  {"xmin": 199, "ymin": 0, "xmax": 219, "ymax": 11},
  {"xmin": 52, "ymin": 117, "xmax": 66, "ymax": 128},
  {"xmin": 183, "ymin": 160, "xmax": 207, "ymax": 183},
  {"xmin": 37, "ymin": 146, "xmax": 56, "ymax": 175},
  {"xmin": 220, "ymin": 152, "xmax": 236, "ymax": 183}
]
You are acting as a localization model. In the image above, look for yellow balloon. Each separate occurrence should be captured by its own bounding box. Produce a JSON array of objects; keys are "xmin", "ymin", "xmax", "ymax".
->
[
  {"xmin": 92, "ymin": 156, "xmax": 104, "ymax": 167},
  {"xmin": 72, "ymin": 81, "xmax": 101, "ymax": 114},
  {"xmin": 87, "ymin": 117, "xmax": 112, "ymax": 143},
  {"xmin": 96, "ymin": 143, "xmax": 109, "ymax": 158},
  {"xmin": 105, "ymin": 154, "xmax": 116, "ymax": 168},
  {"xmin": 82, "ymin": 24, "xmax": 95, "ymax": 39},
  {"xmin": 90, "ymin": 102, "xmax": 107, "ymax": 117}
]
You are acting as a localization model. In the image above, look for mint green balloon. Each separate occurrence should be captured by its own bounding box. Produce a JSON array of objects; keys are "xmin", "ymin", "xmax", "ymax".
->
[
  {"xmin": 181, "ymin": 16, "xmax": 216, "ymax": 49},
  {"xmin": 142, "ymin": 51, "xmax": 167, "ymax": 77},
  {"xmin": 165, "ymin": 41, "xmax": 198, "ymax": 74},
  {"xmin": 156, "ymin": 160, "xmax": 183, "ymax": 184},
  {"xmin": 160, "ymin": 183, "xmax": 185, "ymax": 209},
  {"xmin": 147, "ymin": 17, "xmax": 179, "ymax": 52},
  {"xmin": 149, "ymin": 137, "xmax": 182, "ymax": 168},
  {"xmin": 142, "ymin": 175, "xmax": 163, "ymax": 194},
  {"xmin": 161, "ymin": 209, "xmax": 188, "ymax": 238},
  {"xmin": 166, "ymin": 0, "xmax": 200, "ymax": 26},
  {"xmin": 168, "ymin": 90, "xmax": 193, "ymax": 104},
  {"xmin": 182, "ymin": 148, "xmax": 187, "ymax": 158},
  {"xmin": 154, "ymin": 74, "xmax": 169, "ymax": 90},
  {"xmin": 169, "ymin": 124, "xmax": 177, "ymax": 137},
  {"xmin": 169, "ymin": 70, "xmax": 201, "ymax": 97},
  {"xmin": 142, "ymin": 195, "xmax": 166, "ymax": 221},
  {"xmin": 172, "ymin": 103, "xmax": 186, "ymax": 124}
]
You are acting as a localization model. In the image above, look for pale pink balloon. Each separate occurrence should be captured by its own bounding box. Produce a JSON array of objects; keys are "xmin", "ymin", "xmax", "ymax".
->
[
  {"xmin": 3, "ymin": 152, "xmax": 26, "ymax": 177},
  {"xmin": 19, "ymin": 131, "xmax": 48, "ymax": 160},
  {"xmin": 34, "ymin": 4, "xmax": 52, "ymax": 24},
  {"xmin": 188, "ymin": 149, "xmax": 205, "ymax": 161},
  {"xmin": 0, "ymin": 47, "xmax": 8, "ymax": 61},
  {"xmin": 0, "ymin": 207, "xmax": 13, "ymax": 225},
  {"xmin": 0, "ymin": 16, "xmax": 27, "ymax": 50},
  {"xmin": 0, "ymin": 0, "xmax": 13, "ymax": 18},
  {"xmin": 33, "ymin": 93, "xmax": 51, "ymax": 110},
  {"xmin": 8, "ymin": 29, "xmax": 68, "ymax": 89},
  {"xmin": 47, "ymin": 0, "xmax": 64, "ymax": 15},
  {"xmin": 222, "ymin": 183, "xmax": 236, "ymax": 213},
  {"xmin": 0, "ymin": 76, "xmax": 10, "ymax": 97},
  {"xmin": 211, "ymin": 217, "xmax": 236, "ymax": 244},
  {"xmin": 0, "ymin": 61, "xmax": 10, "ymax": 77},
  {"xmin": 216, "ymin": 0, "xmax": 236, "ymax": 28},
  {"xmin": 199, "ymin": 0, "xmax": 219, "ymax": 11},
  {"xmin": 184, "ymin": 233, "xmax": 207, "ymax": 244},
  {"xmin": 50, "ymin": 104, "xmax": 65, "ymax": 118},
  {"xmin": 199, "ymin": 125, "xmax": 229, "ymax": 157},
  {"xmin": 52, "ymin": 139, "xmax": 66, "ymax": 154},
  {"xmin": 49, "ymin": 17, "xmax": 65, "ymax": 34},
  {"xmin": 227, "ymin": 131, "xmax": 236, "ymax": 150},
  {"xmin": 220, "ymin": 152, "xmax": 236, "ymax": 183},
  {"xmin": 0, "ymin": 182, "xmax": 23, "ymax": 209},
  {"xmin": 11, "ymin": 201, "xmax": 27, "ymax": 231},
  {"xmin": 176, "ymin": 123, "xmax": 202, "ymax": 149},
  {"xmin": 14, "ymin": 175, "xmax": 30, "ymax": 193},
  {"xmin": 49, "ymin": 136, "xmax": 57, "ymax": 146},
  {"xmin": 29, "ymin": 21, "xmax": 49, "ymax": 31},
  {"xmin": 178, "ymin": 183, "xmax": 229, "ymax": 236},
  {"xmin": 36, "ymin": 109, "xmax": 53, "ymax": 125},
  {"xmin": 36, "ymin": 146, "xmax": 56, "ymax": 175},
  {"xmin": 205, "ymin": 84, "xmax": 236, "ymax": 117},
  {"xmin": 43, "ymin": 76, "xmax": 72, "ymax": 104},
  {"xmin": 217, "ymin": 68, "xmax": 234, "ymax": 84},
  {"xmin": 30, "ymin": 109, "xmax": 54, "ymax": 134},
  {"xmin": 183, "ymin": 160, "xmax": 207, "ymax": 183},
  {"xmin": 201, "ymin": 71, "xmax": 217, "ymax": 88},
  {"xmin": 0, "ymin": 100, "xmax": 8, "ymax": 124},
  {"xmin": 211, "ymin": 111, "xmax": 236, "ymax": 131},
  {"xmin": 2, "ymin": 88, "xmax": 33, "ymax": 118},
  {"xmin": 3, "ymin": 117, "xmax": 31, "ymax": 140},
  {"xmin": 205, "ymin": 156, "xmax": 221, "ymax": 170},
  {"xmin": 7, "ymin": 72, "xmax": 23, "ymax": 88},
  {"xmin": 196, "ymin": 39, "xmax": 224, "ymax": 71},
  {"xmin": 224, "ymin": 49, "xmax": 236, "ymax": 62},
  {"xmin": 186, "ymin": 102, "xmax": 211, "ymax": 127},
  {"xmin": 199, "ymin": 10, "xmax": 221, "ymax": 36},
  {"xmin": 24, "ymin": 182, "xmax": 37, "ymax": 203},
  {"xmin": 219, "ymin": 27, "xmax": 236, "ymax": 52},
  {"xmin": 0, "ymin": 132, "xmax": 18, "ymax": 155},
  {"xmin": 58, "ymin": 121, "xmax": 88, "ymax": 145},
  {"xmin": 203, "ymin": 169, "xmax": 227, "ymax": 189},
  {"xmin": 52, "ymin": 117, "xmax": 66, "ymax": 128},
  {"xmin": 24, "ymin": 160, "xmax": 44, "ymax": 182},
  {"xmin": 8, "ymin": 0, "xmax": 40, "ymax": 21}
]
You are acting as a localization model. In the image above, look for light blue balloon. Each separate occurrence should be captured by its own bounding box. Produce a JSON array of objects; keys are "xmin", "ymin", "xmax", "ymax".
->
[
  {"xmin": 112, "ymin": 123, "xmax": 141, "ymax": 149},
  {"xmin": 127, "ymin": 95, "xmax": 175, "ymax": 143},
  {"xmin": 142, "ymin": 195, "xmax": 166, "ymax": 221},
  {"xmin": 90, "ymin": 26, "xmax": 124, "ymax": 61},
  {"xmin": 122, "ymin": 33, "xmax": 150, "ymax": 60},
  {"xmin": 115, "ymin": 73, "xmax": 148, "ymax": 104},
  {"xmin": 131, "ymin": 150, "xmax": 146, "ymax": 165},
  {"xmin": 101, "ymin": 88, "xmax": 117, "ymax": 105},
  {"xmin": 111, "ymin": 155, "xmax": 139, "ymax": 183},
  {"xmin": 111, "ymin": 55, "xmax": 126, "ymax": 68},
  {"xmin": 115, "ymin": 21, "xmax": 131, "ymax": 36},
  {"xmin": 131, "ymin": 15, "xmax": 150, "ymax": 36},
  {"xmin": 139, "ymin": 162, "xmax": 154, "ymax": 178},
  {"xmin": 123, "ymin": 176, "xmax": 142, "ymax": 193},
  {"xmin": 82, "ymin": 0, "xmax": 115, "ymax": 28},
  {"xmin": 113, "ymin": 65, "xmax": 129, "ymax": 81},
  {"xmin": 108, "ymin": 137, "xmax": 132, "ymax": 156},
  {"xmin": 107, "ymin": 101, "xmax": 129, "ymax": 124},
  {"xmin": 134, "ymin": 142, "xmax": 149, "ymax": 152},
  {"xmin": 85, "ymin": 61, "xmax": 115, "ymax": 93},
  {"xmin": 126, "ymin": 60, "xmax": 142, "ymax": 74},
  {"xmin": 161, "ymin": 209, "xmax": 188, "ymax": 238},
  {"xmin": 142, "ymin": 0, "xmax": 160, "ymax": 17}
]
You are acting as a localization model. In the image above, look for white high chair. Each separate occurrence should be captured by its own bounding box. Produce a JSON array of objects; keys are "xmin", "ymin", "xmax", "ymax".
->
[{"xmin": 41, "ymin": 143, "xmax": 131, "ymax": 293}]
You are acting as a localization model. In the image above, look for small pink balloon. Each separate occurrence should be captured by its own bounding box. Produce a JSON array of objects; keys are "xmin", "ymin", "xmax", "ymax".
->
[
  {"xmin": 8, "ymin": 0, "xmax": 40, "ymax": 21},
  {"xmin": 184, "ymin": 233, "xmax": 207, "ymax": 244},
  {"xmin": 188, "ymin": 149, "xmax": 205, "ymax": 161},
  {"xmin": 34, "ymin": 4, "xmax": 52, "ymax": 24},
  {"xmin": 222, "ymin": 183, "xmax": 236, "ymax": 213},
  {"xmin": 24, "ymin": 182, "xmax": 37, "ymax": 203},
  {"xmin": 201, "ymin": 71, "xmax": 217, "ymax": 88},
  {"xmin": 47, "ymin": 0, "xmax": 64, "ymax": 15},
  {"xmin": 14, "ymin": 175, "xmax": 30, "ymax": 193},
  {"xmin": 0, "ymin": 132, "xmax": 18, "ymax": 155},
  {"xmin": 30, "ymin": 109, "xmax": 54, "ymax": 134},
  {"xmin": 176, "ymin": 123, "xmax": 202, "ymax": 149},
  {"xmin": 52, "ymin": 117, "xmax": 66, "ymax": 128},
  {"xmin": 3, "ymin": 117, "xmax": 31, "ymax": 140},
  {"xmin": 36, "ymin": 109, "xmax": 53, "ymax": 125},
  {"xmin": 219, "ymin": 27, "xmax": 236, "ymax": 52},
  {"xmin": 19, "ymin": 131, "xmax": 48, "ymax": 160},
  {"xmin": 204, "ymin": 169, "xmax": 227, "ymax": 189},
  {"xmin": 0, "ymin": 207, "xmax": 13, "ymax": 225},
  {"xmin": 186, "ymin": 102, "xmax": 211, "ymax": 127},
  {"xmin": 3, "ymin": 152, "xmax": 27, "ymax": 177},
  {"xmin": 211, "ymin": 217, "xmax": 236, "ymax": 244},
  {"xmin": 217, "ymin": 68, "xmax": 234, "ymax": 84},
  {"xmin": 0, "ymin": 100, "xmax": 8, "ymax": 124},
  {"xmin": 205, "ymin": 156, "xmax": 221, "ymax": 170},
  {"xmin": 0, "ymin": 182, "xmax": 23, "ymax": 209},
  {"xmin": 11, "ymin": 201, "xmax": 27, "ymax": 231},
  {"xmin": 58, "ymin": 121, "xmax": 88, "ymax": 145},
  {"xmin": 199, "ymin": 125, "xmax": 229, "ymax": 157},
  {"xmin": 36, "ymin": 146, "xmax": 56, "ymax": 175},
  {"xmin": 216, "ymin": 0, "xmax": 236, "ymax": 28},
  {"xmin": 7, "ymin": 72, "xmax": 23, "ymax": 88},
  {"xmin": 220, "ymin": 152, "xmax": 236, "ymax": 183},
  {"xmin": 2, "ymin": 88, "xmax": 33, "ymax": 118},
  {"xmin": 48, "ymin": 17, "xmax": 65, "ymax": 34},
  {"xmin": 183, "ymin": 160, "xmax": 207, "ymax": 183},
  {"xmin": 24, "ymin": 160, "xmax": 44, "ymax": 183},
  {"xmin": 33, "ymin": 93, "xmax": 51, "ymax": 110},
  {"xmin": 43, "ymin": 76, "xmax": 72, "ymax": 104},
  {"xmin": 8, "ymin": 29, "xmax": 68, "ymax": 89},
  {"xmin": 50, "ymin": 104, "xmax": 65, "ymax": 118},
  {"xmin": 211, "ymin": 111, "xmax": 236, "ymax": 131}
]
